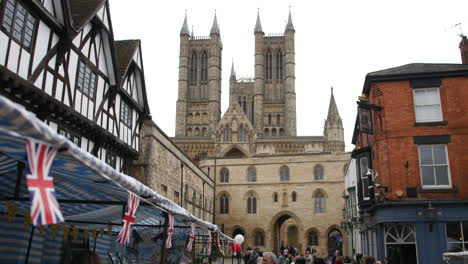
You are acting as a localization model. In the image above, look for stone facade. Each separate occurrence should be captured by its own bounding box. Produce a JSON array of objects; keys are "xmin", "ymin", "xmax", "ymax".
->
[
  {"xmin": 132, "ymin": 120, "xmax": 214, "ymax": 222},
  {"xmin": 200, "ymin": 153, "xmax": 349, "ymax": 257},
  {"xmin": 169, "ymin": 11, "xmax": 350, "ymax": 257}
]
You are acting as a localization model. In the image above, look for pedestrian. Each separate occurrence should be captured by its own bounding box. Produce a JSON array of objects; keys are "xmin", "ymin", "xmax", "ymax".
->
[
  {"xmin": 248, "ymin": 248, "xmax": 259, "ymax": 264},
  {"xmin": 363, "ymin": 256, "xmax": 376, "ymax": 264},
  {"xmin": 294, "ymin": 257, "xmax": 306, "ymax": 264},
  {"xmin": 335, "ymin": 256, "xmax": 344, "ymax": 264},
  {"xmin": 244, "ymin": 247, "xmax": 253, "ymax": 264},
  {"xmin": 343, "ymin": 256, "xmax": 352, "ymax": 264},
  {"xmin": 278, "ymin": 249, "xmax": 289, "ymax": 264},
  {"xmin": 305, "ymin": 250, "xmax": 313, "ymax": 264},
  {"xmin": 331, "ymin": 250, "xmax": 341, "ymax": 264},
  {"xmin": 262, "ymin": 252, "xmax": 279, "ymax": 264}
]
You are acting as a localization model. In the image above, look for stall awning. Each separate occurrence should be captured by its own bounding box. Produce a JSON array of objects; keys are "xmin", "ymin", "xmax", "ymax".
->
[{"xmin": 0, "ymin": 95, "xmax": 233, "ymax": 241}]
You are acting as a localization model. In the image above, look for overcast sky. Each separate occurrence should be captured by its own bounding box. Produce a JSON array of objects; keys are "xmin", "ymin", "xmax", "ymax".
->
[{"xmin": 109, "ymin": 0, "xmax": 468, "ymax": 151}]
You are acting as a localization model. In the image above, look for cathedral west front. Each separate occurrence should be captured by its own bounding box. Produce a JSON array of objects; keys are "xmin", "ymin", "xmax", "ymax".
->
[{"xmin": 170, "ymin": 10, "xmax": 350, "ymax": 257}]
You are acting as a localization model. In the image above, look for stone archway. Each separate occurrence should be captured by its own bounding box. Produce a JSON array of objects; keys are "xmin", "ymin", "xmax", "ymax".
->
[{"xmin": 270, "ymin": 211, "xmax": 303, "ymax": 253}]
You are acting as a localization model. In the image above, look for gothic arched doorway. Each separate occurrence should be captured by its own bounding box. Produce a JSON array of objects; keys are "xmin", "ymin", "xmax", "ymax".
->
[
  {"xmin": 271, "ymin": 212, "xmax": 302, "ymax": 253},
  {"xmin": 328, "ymin": 229, "xmax": 343, "ymax": 255}
]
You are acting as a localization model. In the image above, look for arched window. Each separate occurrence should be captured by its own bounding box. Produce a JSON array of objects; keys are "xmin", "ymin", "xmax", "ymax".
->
[
  {"xmin": 194, "ymin": 127, "xmax": 200, "ymax": 136},
  {"xmin": 254, "ymin": 231, "xmax": 265, "ymax": 246},
  {"xmin": 264, "ymin": 128, "xmax": 270, "ymax": 136},
  {"xmin": 190, "ymin": 52, "xmax": 198, "ymax": 82},
  {"xmin": 268, "ymin": 114, "xmax": 272, "ymax": 125},
  {"xmin": 187, "ymin": 128, "xmax": 192, "ymax": 136},
  {"xmin": 272, "ymin": 128, "xmax": 277, "ymax": 136},
  {"xmin": 280, "ymin": 166, "xmax": 289, "ymax": 181},
  {"xmin": 276, "ymin": 114, "xmax": 281, "ymax": 125},
  {"xmin": 238, "ymin": 125, "xmax": 245, "ymax": 142},
  {"xmin": 314, "ymin": 192, "xmax": 326, "ymax": 213},
  {"xmin": 276, "ymin": 50, "xmax": 283, "ymax": 80},
  {"xmin": 220, "ymin": 168, "xmax": 229, "ymax": 183},
  {"xmin": 202, "ymin": 127, "xmax": 207, "ymax": 136},
  {"xmin": 292, "ymin": 191, "xmax": 297, "ymax": 202},
  {"xmin": 223, "ymin": 126, "xmax": 231, "ymax": 142},
  {"xmin": 308, "ymin": 231, "xmax": 319, "ymax": 246},
  {"xmin": 247, "ymin": 193, "xmax": 257, "ymax": 214},
  {"xmin": 201, "ymin": 51, "xmax": 208, "ymax": 82},
  {"xmin": 265, "ymin": 50, "xmax": 272, "ymax": 80},
  {"xmin": 273, "ymin": 192, "xmax": 278, "ymax": 202},
  {"xmin": 220, "ymin": 193, "xmax": 229, "ymax": 214},
  {"xmin": 247, "ymin": 167, "xmax": 256, "ymax": 182},
  {"xmin": 314, "ymin": 165, "xmax": 324, "ymax": 180},
  {"xmin": 187, "ymin": 113, "xmax": 193, "ymax": 123}
]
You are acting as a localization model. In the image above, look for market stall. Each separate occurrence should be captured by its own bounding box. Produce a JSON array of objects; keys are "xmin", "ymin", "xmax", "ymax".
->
[{"xmin": 0, "ymin": 95, "xmax": 233, "ymax": 263}]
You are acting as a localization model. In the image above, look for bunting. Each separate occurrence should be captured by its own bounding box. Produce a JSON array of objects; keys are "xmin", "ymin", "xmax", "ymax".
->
[
  {"xmin": 207, "ymin": 231, "xmax": 212, "ymax": 255},
  {"xmin": 165, "ymin": 213, "xmax": 175, "ymax": 248},
  {"xmin": 116, "ymin": 192, "xmax": 140, "ymax": 244},
  {"xmin": 25, "ymin": 139, "xmax": 63, "ymax": 226},
  {"xmin": 186, "ymin": 223, "xmax": 195, "ymax": 252}
]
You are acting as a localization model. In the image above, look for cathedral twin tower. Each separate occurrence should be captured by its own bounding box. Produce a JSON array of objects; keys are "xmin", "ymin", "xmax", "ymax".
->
[
  {"xmin": 175, "ymin": 11, "xmax": 297, "ymax": 138},
  {"xmin": 175, "ymin": 10, "xmax": 344, "ymax": 156}
]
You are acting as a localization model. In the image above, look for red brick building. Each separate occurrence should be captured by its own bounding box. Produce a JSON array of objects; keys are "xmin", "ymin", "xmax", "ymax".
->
[{"xmin": 348, "ymin": 37, "xmax": 468, "ymax": 264}]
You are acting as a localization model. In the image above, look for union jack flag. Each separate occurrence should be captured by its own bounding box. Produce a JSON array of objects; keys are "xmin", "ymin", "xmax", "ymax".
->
[
  {"xmin": 165, "ymin": 213, "xmax": 175, "ymax": 248},
  {"xmin": 25, "ymin": 139, "xmax": 63, "ymax": 226},
  {"xmin": 116, "ymin": 192, "xmax": 140, "ymax": 244},
  {"xmin": 186, "ymin": 223, "xmax": 195, "ymax": 252},
  {"xmin": 206, "ymin": 231, "xmax": 212, "ymax": 255}
]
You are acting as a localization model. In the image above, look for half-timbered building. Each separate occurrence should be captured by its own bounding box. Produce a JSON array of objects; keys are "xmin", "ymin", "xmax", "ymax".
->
[{"xmin": 0, "ymin": 0, "xmax": 150, "ymax": 172}]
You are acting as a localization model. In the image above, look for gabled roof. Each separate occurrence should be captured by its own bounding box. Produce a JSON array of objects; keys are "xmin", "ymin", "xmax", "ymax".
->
[
  {"xmin": 68, "ymin": 0, "xmax": 106, "ymax": 31},
  {"xmin": 363, "ymin": 63, "xmax": 468, "ymax": 94},
  {"xmin": 215, "ymin": 101, "xmax": 255, "ymax": 132},
  {"xmin": 114, "ymin": 40, "xmax": 140, "ymax": 79}
]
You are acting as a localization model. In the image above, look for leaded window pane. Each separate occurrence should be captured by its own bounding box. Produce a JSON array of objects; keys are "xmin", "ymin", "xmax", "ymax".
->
[
  {"xmin": 2, "ymin": 0, "xmax": 15, "ymax": 32},
  {"xmin": 12, "ymin": 3, "xmax": 25, "ymax": 40}
]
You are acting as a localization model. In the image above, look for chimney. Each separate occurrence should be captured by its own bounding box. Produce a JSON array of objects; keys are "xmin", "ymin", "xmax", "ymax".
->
[{"xmin": 460, "ymin": 35, "xmax": 468, "ymax": 64}]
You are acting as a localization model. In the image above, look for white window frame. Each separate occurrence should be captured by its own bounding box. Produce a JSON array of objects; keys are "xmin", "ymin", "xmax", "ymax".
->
[
  {"xmin": 418, "ymin": 144, "xmax": 451, "ymax": 189},
  {"xmin": 413, "ymin": 87, "xmax": 443, "ymax": 123}
]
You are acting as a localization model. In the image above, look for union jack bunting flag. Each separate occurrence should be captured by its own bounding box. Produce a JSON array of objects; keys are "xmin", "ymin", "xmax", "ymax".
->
[
  {"xmin": 206, "ymin": 231, "xmax": 212, "ymax": 255},
  {"xmin": 25, "ymin": 139, "xmax": 63, "ymax": 226},
  {"xmin": 165, "ymin": 213, "xmax": 175, "ymax": 248},
  {"xmin": 116, "ymin": 192, "xmax": 140, "ymax": 244},
  {"xmin": 186, "ymin": 223, "xmax": 195, "ymax": 252}
]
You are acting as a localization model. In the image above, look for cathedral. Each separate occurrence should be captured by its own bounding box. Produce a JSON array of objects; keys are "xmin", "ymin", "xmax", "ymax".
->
[{"xmin": 171, "ymin": 10, "xmax": 350, "ymax": 256}]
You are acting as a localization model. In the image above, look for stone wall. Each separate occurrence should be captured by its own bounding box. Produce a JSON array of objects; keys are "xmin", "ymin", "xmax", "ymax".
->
[{"xmin": 132, "ymin": 120, "xmax": 215, "ymax": 222}]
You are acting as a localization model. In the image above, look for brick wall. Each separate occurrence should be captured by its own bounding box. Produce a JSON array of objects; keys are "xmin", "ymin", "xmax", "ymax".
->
[{"xmin": 361, "ymin": 76, "xmax": 468, "ymax": 200}]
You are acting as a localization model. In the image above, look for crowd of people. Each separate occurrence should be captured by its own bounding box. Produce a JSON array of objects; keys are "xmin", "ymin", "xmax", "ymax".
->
[{"xmin": 239, "ymin": 246, "xmax": 389, "ymax": 264}]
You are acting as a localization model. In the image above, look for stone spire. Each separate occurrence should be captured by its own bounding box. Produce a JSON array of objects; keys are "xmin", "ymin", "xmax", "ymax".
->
[
  {"xmin": 254, "ymin": 9, "xmax": 263, "ymax": 33},
  {"xmin": 180, "ymin": 11, "xmax": 190, "ymax": 36},
  {"xmin": 210, "ymin": 11, "xmax": 220, "ymax": 35},
  {"xmin": 285, "ymin": 8, "xmax": 295, "ymax": 32},
  {"xmin": 230, "ymin": 60, "xmax": 236, "ymax": 81},
  {"xmin": 327, "ymin": 87, "xmax": 342, "ymax": 124}
]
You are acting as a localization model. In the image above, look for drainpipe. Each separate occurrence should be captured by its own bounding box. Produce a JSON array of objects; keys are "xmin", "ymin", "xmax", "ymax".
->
[
  {"xmin": 180, "ymin": 163, "xmax": 184, "ymax": 206},
  {"xmin": 213, "ymin": 158, "xmax": 217, "ymax": 223}
]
